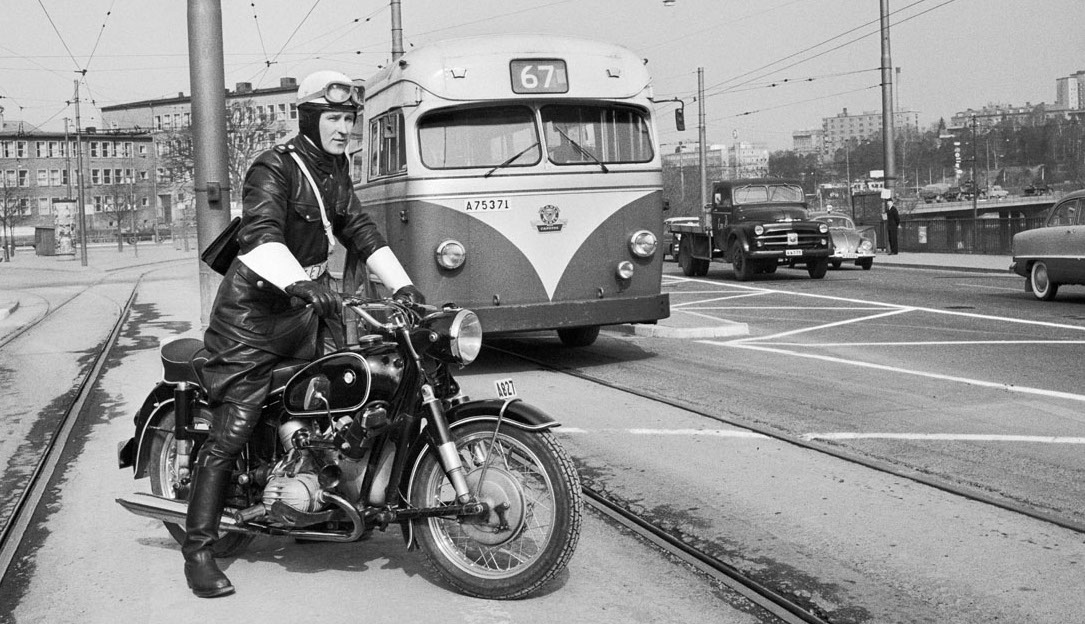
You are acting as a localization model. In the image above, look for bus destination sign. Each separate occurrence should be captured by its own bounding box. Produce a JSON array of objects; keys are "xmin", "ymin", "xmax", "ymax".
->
[{"xmin": 510, "ymin": 59, "xmax": 569, "ymax": 94}]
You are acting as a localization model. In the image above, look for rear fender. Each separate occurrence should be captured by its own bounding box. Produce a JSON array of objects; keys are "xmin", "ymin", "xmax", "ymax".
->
[
  {"xmin": 397, "ymin": 398, "xmax": 559, "ymax": 548},
  {"xmin": 121, "ymin": 382, "xmax": 211, "ymax": 479}
]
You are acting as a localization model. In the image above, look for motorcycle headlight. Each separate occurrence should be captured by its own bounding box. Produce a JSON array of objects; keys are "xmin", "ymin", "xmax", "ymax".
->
[
  {"xmin": 424, "ymin": 309, "xmax": 482, "ymax": 365},
  {"xmin": 435, "ymin": 240, "xmax": 466, "ymax": 270},
  {"xmin": 629, "ymin": 230, "xmax": 658, "ymax": 258}
]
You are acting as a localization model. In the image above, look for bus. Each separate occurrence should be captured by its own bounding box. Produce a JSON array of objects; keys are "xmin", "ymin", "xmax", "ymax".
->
[{"xmin": 354, "ymin": 35, "xmax": 670, "ymax": 346}]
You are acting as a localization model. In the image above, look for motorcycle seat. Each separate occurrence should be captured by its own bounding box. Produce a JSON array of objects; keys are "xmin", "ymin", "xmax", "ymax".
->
[{"xmin": 160, "ymin": 337, "xmax": 207, "ymax": 385}]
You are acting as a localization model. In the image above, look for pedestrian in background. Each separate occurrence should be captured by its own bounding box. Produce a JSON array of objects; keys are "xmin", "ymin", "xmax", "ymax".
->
[{"xmin": 884, "ymin": 199, "xmax": 900, "ymax": 254}]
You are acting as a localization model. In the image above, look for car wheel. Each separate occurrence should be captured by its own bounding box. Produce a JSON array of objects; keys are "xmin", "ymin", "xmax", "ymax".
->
[
  {"xmin": 858, "ymin": 258, "xmax": 873, "ymax": 270},
  {"xmin": 1030, "ymin": 261, "xmax": 1059, "ymax": 301},
  {"xmin": 830, "ymin": 259, "xmax": 842, "ymax": 269},
  {"xmin": 730, "ymin": 241, "xmax": 754, "ymax": 281}
]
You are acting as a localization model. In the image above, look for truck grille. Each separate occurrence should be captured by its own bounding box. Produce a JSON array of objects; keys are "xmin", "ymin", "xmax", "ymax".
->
[{"xmin": 756, "ymin": 230, "xmax": 825, "ymax": 249}]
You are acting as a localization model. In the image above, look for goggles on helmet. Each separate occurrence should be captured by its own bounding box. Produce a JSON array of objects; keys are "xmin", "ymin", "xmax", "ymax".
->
[{"xmin": 298, "ymin": 81, "xmax": 364, "ymax": 108}]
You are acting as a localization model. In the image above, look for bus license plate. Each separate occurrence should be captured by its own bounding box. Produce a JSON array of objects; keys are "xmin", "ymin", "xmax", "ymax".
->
[
  {"xmin": 785, "ymin": 249, "xmax": 803, "ymax": 256},
  {"xmin": 494, "ymin": 378, "xmax": 518, "ymax": 399}
]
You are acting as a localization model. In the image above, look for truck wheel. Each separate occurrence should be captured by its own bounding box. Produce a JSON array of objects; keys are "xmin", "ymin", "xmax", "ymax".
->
[
  {"xmin": 678, "ymin": 237, "xmax": 709, "ymax": 277},
  {"xmin": 730, "ymin": 241, "xmax": 754, "ymax": 281},
  {"xmin": 807, "ymin": 258, "xmax": 828, "ymax": 279}
]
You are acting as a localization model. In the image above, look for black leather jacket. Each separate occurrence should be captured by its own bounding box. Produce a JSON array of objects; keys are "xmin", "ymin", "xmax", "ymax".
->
[{"xmin": 207, "ymin": 135, "xmax": 386, "ymax": 356}]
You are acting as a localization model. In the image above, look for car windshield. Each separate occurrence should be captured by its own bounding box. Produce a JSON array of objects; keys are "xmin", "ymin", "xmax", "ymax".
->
[
  {"xmin": 733, "ymin": 184, "xmax": 805, "ymax": 204},
  {"xmin": 819, "ymin": 216, "xmax": 853, "ymax": 228},
  {"xmin": 418, "ymin": 105, "xmax": 540, "ymax": 169}
]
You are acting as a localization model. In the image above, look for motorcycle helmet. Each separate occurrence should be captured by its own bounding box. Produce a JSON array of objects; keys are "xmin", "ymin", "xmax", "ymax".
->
[{"xmin": 296, "ymin": 70, "xmax": 363, "ymax": 151}]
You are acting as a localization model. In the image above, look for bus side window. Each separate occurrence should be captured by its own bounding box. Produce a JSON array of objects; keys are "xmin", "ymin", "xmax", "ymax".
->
[{"xmin": 368, "ymin": 111, "xmax": 407, "ymax": 179}]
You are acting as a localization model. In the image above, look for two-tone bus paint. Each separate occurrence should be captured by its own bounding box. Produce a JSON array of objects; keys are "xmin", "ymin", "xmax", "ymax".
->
[{"xmin": 354, "ymin": 35, "xmax": 670, "ymax": 346}]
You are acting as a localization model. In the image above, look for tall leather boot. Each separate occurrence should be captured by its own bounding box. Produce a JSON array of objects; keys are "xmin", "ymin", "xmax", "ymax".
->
[{"xmin": 182, "ymin": 462, "xmax": 235, "ymax": 598}]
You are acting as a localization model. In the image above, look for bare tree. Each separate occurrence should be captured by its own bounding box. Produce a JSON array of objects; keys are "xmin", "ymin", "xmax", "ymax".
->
[
  {"xmin": 0, "ymin": 171, "xmax": 29, "ymax": 260},
  {"xmin": 157, "ymin": 98, "xmax": 285, "ymax": 208}
]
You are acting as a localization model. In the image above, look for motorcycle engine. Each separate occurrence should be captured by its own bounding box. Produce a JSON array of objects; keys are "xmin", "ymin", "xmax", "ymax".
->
[{"xmin": 263, "ymin": 471, "xmax": 322, "ymax": 513}]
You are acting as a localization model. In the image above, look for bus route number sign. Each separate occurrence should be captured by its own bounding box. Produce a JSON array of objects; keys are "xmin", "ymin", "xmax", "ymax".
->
[{"xmin": 510, "ymin": 59, "xmax": 568, "ymax": 94}]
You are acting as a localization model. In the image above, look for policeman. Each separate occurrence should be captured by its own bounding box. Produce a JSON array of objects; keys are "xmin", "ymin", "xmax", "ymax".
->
[{"xmin": 182, "ymin": 70, "xmax": 424, "ymax": 598}]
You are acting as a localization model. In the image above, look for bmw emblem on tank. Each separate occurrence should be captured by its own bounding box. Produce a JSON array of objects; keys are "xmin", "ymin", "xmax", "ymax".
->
[{"xmin": 532, "ymin": 204, "xmax": 567, "ymax": 232}]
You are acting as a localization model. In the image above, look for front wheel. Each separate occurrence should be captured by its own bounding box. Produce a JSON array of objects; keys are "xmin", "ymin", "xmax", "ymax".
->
[
  {"xmin": 557, "ymin": 325, "xmax": 600, "ymax": 347},
  {"xmin": 1030, "ymin": 261, "xmax": 1059, "ymax": 300},
  {"xmin": 807, "ymin": 258, "xmax": 829, "ymax": 279},
  {"xmin": 147, "ymin": 408, "xmax": 253, "ymax": 558},
  {"xmin": 730, "ymin": 241, "xmax": 754, "ymax": 281},
  {"xmin": 410, "ymin": 422, "xmax": 583, "ymax": 599},
  {"xmin": 858, "ymin": 257, "xmax": 873, "ymax": 270}
]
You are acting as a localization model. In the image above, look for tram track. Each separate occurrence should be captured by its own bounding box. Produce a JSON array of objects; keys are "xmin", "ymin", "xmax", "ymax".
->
[
  {"xmin": 485, "ymin": 340, "xmax": 1085, "ymax": 622},
  {"xmin": 0, "ymin": 282, "xmax": 138, "ymax": 585}
]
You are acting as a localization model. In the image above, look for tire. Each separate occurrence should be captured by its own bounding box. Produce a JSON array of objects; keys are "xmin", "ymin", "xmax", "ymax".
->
[
  {"xmin": 1030, "ymin": 261, "xmax": 1059, "ymax": 301},
  {"xmin": 557, "ymin": 325, "xmax": 600, "ymax": 347},
  {"xmin": 678, "ymin": 236, "xmax": 709, "ymax": 277},
  {"xmin": 147, "ymin": 409, "xmax": 253, "ymax": 558},
  {"xmin": 858, "ymin": 258, "xmax": 873, "ymax": 270},
  {"xmin": 807, "ymin": 258, "xmax": 828, "ymax": 279},
  {"xmin": 760, "ymin": 261, "xmax": 777, "ymax": 275},
  {"xmin": 410, "ymin": 422, "xmax": 583, "ymax": 599},
  {"xmin": 730, "ymin": 241, "xmax": 754, "ymax": 281},
  {"xmin": 830, "ymin": 259, "xmax": 842, "ymax": 269}
]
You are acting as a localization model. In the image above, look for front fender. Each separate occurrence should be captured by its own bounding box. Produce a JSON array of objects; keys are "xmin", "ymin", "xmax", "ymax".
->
[{"xmin": 397, "ymin": 398, "xmax": 559, "ymax": 548}]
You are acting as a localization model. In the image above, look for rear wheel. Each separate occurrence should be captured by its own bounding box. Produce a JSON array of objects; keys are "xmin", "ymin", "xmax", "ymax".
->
[
  {"xmin": 807, "ymin": 258, "xmax": 829, "ymax": 279},
  {"xmin": 147, "ymin": 409, "xmax": 253, "ymax": 558},
  {"xmin": 730, "ymin": 241, "xmax": 754, "ymax": 281},
  {"xmin": 858, "ymin": 257, "xmax": 873, "ymax": 270},
  {"xmin": 557, "ymin": 325, "xmax": 600, "ymax": 347},
  {"xmin": 830, "ymin": 259, "xmax": 843, "ymax": 269},
  {"xmin": 678, "ymin": 236, "xmax": 709, "ymax": 277},
  {"xmin": 410, "ymin": 422, "xmax": 583, "ymax": 599},
  {"xmin": 1030, "ymin": 261, "xmax": 1059, "ymax": 301}
]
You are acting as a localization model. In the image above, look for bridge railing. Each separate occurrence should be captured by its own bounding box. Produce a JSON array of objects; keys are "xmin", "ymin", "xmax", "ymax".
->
[{"xmin": 900, "ymin": 216, "xmax": 1046, "ymax": 255}]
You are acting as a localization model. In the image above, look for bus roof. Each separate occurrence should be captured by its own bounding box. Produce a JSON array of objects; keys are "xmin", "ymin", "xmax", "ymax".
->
[{"xmin": 363, "ymin": 34, "xmax": 653, "ymax": 103}]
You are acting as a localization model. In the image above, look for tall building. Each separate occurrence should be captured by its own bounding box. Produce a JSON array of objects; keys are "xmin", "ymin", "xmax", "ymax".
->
[
  {"xmin": 1, "ymin": 106, "xmax": 155, "ymax": 242},
  {"xmin": 1055, "ymin": 71, "xmax": 1085, "ymax": 111},
  {"xmin": 792, "ymin": 128, "xmax": 825, "ymax": 159},
  {"xmin": 821, "ymin": 107, "xmax": 919, "ymax": 156}
]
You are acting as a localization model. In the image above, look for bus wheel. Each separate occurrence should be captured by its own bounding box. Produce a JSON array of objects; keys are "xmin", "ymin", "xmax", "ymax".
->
[{"xmin": 557, "ymin": 326, "xmax": 600, "ymax": 347}]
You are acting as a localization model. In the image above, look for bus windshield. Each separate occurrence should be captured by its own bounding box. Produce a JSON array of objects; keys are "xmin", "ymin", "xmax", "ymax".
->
[
  {"xmin": 418, "ymin": 105, "xmax": 540, "ymax": 169},
  {"xmin": 542, "ymin": 104, "xmax": 653, "ymax": 164}
]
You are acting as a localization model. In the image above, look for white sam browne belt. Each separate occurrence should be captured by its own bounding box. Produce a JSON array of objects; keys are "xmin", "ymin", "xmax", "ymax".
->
[{"xmin": 303, "ymin": 261, "xmax": 328, "ymax": 279}]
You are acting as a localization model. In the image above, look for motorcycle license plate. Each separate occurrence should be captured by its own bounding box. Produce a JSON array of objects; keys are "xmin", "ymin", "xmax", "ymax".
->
[
  {"xmin": 494, "ymin": 378, "xmax": 518, "ymax": 399},
  {"xmin": 785, "ymin": 249, "xmax": 803, "ymax": 256}
]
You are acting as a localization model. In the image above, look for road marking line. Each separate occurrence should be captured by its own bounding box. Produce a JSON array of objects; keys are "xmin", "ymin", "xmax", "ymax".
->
[
  {"xmin": 769, "ymin": 340, "xmax": 1085, "ymax": 346},
  {"xmin": 683, "ymin": 306, "xmax": 891, "ymax": 311},
  {"xmin": 804, "ymin": 432, "xmax": 1085, "ymax": 444},
  {"xmin": 555, "ymin": 427, "xmax": 768, "ymax": 438},
  {"xmin": 674, "ymin": 309, "xmax": 749, "ymax": 324},
  {"xmin": 727, "ymin": 308, "xmax": 913, "ymax": 343},
  {"xmin": 710, "ymin": 342, "xmax": 1085, "ymax": 403},
  {"xmin": 671, "ymin": 291, "xmax": 767, "ymax": 307}
]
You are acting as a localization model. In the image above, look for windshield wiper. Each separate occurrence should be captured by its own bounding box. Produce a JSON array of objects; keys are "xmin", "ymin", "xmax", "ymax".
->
[
  {"xmin": 484, "ymin": 141, "xmax": 540, "ymax": 178},
  {"xmin": 553, "ymin": 127, "xmax": 609, "ymax": 173}
]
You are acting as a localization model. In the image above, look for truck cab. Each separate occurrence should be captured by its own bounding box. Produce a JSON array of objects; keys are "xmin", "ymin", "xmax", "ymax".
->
[{"xmin": 669, "ymin": 178, "xmax": 831, "ymax": 280}]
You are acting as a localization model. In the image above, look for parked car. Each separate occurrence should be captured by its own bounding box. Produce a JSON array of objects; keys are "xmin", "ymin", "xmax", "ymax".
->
[
  {"xmin": 942, "ymin": 186, "xmax": 962, "ymax": 202},
  {"xmin": 988, "ymin": 185, "xmax": 1010, "ymax": 200},
  {"xmin": 662, "ymin": 216, "xmax": 698, "ymax": 262},
  {"xmin": 1023, "ymin": 183, "xmax": 1051, "ymax": 197},
  {"xmin": 1010, "ymin": 189, "xmax": 1085, "ymax": 300},
  {"xmin": 809, "ymin": 212, "xmax": 875, "ymax": 270}
]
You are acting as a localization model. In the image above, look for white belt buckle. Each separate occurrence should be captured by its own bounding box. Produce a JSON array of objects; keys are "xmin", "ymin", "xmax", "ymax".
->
[{"xmin": 304, "ymin": 262, "xmax": 327, "ymax": 279}]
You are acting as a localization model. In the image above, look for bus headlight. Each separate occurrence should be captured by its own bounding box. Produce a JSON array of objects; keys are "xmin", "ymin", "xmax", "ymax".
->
[
  {"xmin": 629, "ymin": 230, "xmax": 658, "ymax": 258},
  {"xmin": 435, "ymin": 240, "xmax": 466, "ymax": 270},
  {"xmin": 616, "ymin": 261, "xmax": 635, "ymax": 280}
]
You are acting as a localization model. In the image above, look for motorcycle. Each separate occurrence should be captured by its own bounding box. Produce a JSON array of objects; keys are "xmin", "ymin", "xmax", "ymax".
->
[{"xmin": 116, "ymin": 296, "xmax": 583, "ymax": 599}]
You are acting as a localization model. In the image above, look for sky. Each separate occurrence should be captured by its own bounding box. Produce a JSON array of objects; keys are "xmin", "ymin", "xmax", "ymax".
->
[{"xmin": 1, "ymin": 0, "xmax": 1082, "ymax": 151}]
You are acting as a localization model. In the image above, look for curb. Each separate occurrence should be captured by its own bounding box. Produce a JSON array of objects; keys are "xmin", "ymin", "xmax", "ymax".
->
[
  {"xmin": 606, "ymin": 321, "xmax": 749, "ymax": 339},
  {"xmin": 878, "ymin": 263, "xmax": 1011, "ymax": 275},
  {"xmin": 0, "ymin": 300, "xmax": 19, "ymax": 322}
]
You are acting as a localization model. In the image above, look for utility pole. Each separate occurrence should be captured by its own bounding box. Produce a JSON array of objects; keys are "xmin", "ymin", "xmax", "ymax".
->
[
  {"xmin": 188, "ymin": 0, "xmax": 231, "ymax": 324},
  {"xmin": 73, "ymin": 80, "xmax": 88, "ymax": 266},
  {"xmin": 879, "ymin": 0, "xmax": 896, "ymax": 200},
  {"xmin": 697, "ymin": 67, "xmax": 707, "ymax": 218},
  {"xmin": 970, "ymin": 113, "xmax": 978, "ymax": 251},
  {"xmin": 390, "ymin": 0, "xmax": 404, "ymax": 61}
]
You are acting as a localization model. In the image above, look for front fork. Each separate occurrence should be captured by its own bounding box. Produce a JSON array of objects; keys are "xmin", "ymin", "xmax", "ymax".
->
[{"xmin": 420, "ymin": 383, "xmax": 473, "ymax": 504}]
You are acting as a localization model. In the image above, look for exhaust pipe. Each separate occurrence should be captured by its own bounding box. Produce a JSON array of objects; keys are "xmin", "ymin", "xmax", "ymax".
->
[{"xmin": 115, "ymin": 493, "xmax": 249, "ymax": 533}]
